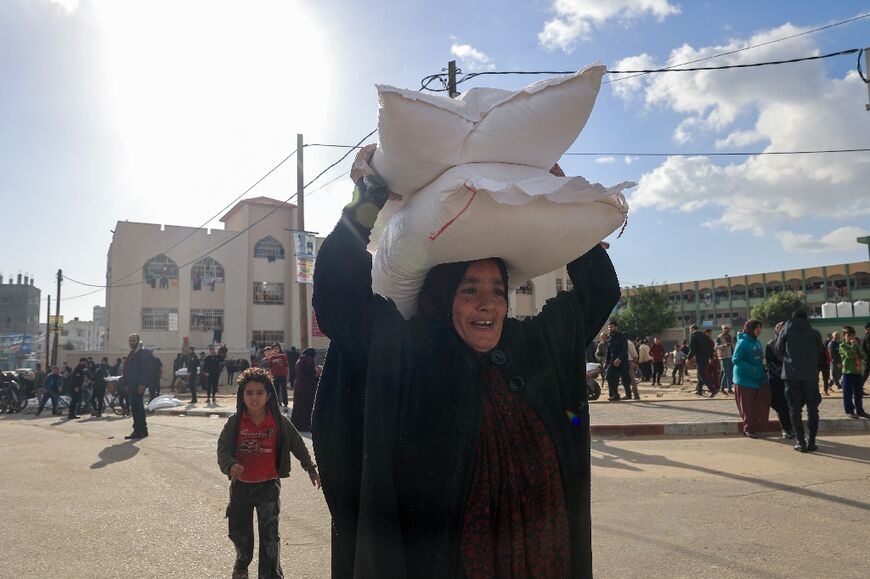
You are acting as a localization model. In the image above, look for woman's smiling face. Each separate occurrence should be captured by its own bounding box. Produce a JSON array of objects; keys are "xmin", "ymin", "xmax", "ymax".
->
[{"xmin": 452, "ymin": 259, "xmax": 507, "ymax": 353}]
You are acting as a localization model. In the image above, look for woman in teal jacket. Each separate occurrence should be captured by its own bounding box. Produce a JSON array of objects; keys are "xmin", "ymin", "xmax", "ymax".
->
[{"xmin": 732, "ymin": 319, "xmax": 770, "ymax": 437}]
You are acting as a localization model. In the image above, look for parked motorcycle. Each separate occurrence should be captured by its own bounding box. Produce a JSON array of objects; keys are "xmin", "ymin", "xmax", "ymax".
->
[{"xmin": 0, "ymin": 372, "xmax": 27, "ymax": 413}]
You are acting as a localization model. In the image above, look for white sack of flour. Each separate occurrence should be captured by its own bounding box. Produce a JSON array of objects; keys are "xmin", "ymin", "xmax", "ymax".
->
[
  {"xmin": 371, "ymin": 65, "xmax": 606, "ymax": 196},
  {"xmin": 370, "ymin": 163, "xmax": 632, "ymax": 318}
]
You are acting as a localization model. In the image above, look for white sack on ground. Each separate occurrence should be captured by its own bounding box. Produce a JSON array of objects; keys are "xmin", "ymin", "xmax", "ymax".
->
[
  {"xmin": 371, "ymin": 65, "xmax": 606, "ymax": 196},
  {"xmin": 371, "ymin": 163, "xmax": 631, "ymax": 318},
  {"xmin": 146, "ymin": 395, "xmax": 184, "ymax": 412}
]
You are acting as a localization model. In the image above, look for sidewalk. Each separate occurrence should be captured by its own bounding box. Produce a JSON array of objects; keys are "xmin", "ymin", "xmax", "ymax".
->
[{"xmin": 154, "ymin": 385, "xmax": 870, "ymax": 438}]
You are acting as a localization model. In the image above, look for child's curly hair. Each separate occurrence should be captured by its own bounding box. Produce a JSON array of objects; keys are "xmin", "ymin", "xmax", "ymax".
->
[{"xmin": 236, "ymin": 366, "xmax": 273, "ymax": 389}]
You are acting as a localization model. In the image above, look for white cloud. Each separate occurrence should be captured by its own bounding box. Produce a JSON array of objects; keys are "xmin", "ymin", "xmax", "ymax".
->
[
  {"xmin": 624, "ymin": 156, "xmax": 639, "ymax": 165},
  {"xmin": 777, "ymin": 227, "xmax": 867, "ymax": 253},
  {"xmin": 450, "ymin": 43, "xmax": 495, "ymax": 72},
  {"xmin": 595, "ymin": 156, "xmax": 617, "ymax": 164},
  {"xmin": 48, "ymin": 0, "xmax": 79, "ymax": 13},
  {"xmin": 539, "ymin": 0, "xmax": 680, "ymax": 53},
  {"xmin": 617, "ymin": 24, "xmax": 870, "ymax": 251}
]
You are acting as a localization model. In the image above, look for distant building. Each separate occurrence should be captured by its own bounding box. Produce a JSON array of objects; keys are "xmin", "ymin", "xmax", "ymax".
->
[
  {"xmin": 0, "ymin": 273, "xmax": 41, "ymax": 368},
  {"xmin": 105, "ymin": 196, "xmax": 327, "ymax": 355},
  {"xmin": 619, "ymin": 261, "xmax": 870, "ymax": 330},
  {"xmin": 93, "ymin": 305, "xmax": 107, "ymax": 350}
]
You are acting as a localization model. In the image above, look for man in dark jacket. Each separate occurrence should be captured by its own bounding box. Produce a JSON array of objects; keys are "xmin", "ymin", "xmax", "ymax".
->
[
  {"xmin": 123, "ymin": 333, "xmax": 154, "ymax": 439},
  {"xmin": 688, "ymin": 324, "xmax": 717, "ymax": 396},
  {"xmin": 828, "ymin": 331, "xmax": 842, "ymax": 393},
  {"xmin": 775, "ymin": 310, "xmax": 824, "ymax": 452},
  {"xmin": 604, "ymin": 319, "xmax": 632, "ymax": 401},
  {"xmin": 185, "ymin": 346, "xmax": 200, "ymax": 403},
  {"xmin": 67, "ymin": 358, "xmax": 89, "ymax": 419}
]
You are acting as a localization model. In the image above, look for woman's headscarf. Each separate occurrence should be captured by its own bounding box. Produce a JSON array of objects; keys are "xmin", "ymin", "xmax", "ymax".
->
[
  {"xmin": 302, "ymin": 347, "xmax": 317, "ymax": 358},
  {"xmin": 417, "ymin": 258, "xmax": 509, "ymax": 323},
  {"xmin": 743, "ymin": 319, "xmax": 762, "ymax": 335}
]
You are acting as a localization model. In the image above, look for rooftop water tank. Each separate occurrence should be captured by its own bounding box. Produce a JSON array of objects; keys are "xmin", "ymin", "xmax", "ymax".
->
[
  {"xmin": 836, "ymin": 301, "xmax": 853, "ymax": 318},
  {"xmin": 853, "ymin": 300, "xmax": 869, "ymax": 318},
  {"xmin": 821, "ymin": 303, "xmax": 837, "ymax": 319}
]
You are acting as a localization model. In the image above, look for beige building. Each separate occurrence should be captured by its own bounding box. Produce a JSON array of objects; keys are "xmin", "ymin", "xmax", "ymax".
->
[{"xmin": 105, "ymin": 197, "xmax": 328, "ymax": 357}]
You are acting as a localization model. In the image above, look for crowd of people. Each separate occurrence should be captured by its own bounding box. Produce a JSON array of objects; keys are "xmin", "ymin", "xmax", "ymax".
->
[
  {"xmin": 594, "ymin": 318, "xmax": 869, "ymax": 451},
  {"xmin": 28, "ymin": 337, "xmax": 323, "ymax": 439}
]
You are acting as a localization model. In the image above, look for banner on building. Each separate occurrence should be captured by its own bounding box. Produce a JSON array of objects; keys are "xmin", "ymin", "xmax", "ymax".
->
[
  {"xmin": 49, "ymin": 316, "xmax": 64, "ymax": 334},
  {"xmin": 293, "ymin": 231, "xmax": 316, "ymax": 259},
  {"xmin": 0, "ymin": 334, "xmax": 33, "ymax": 354},
  {"xmin": 168, "ymin": 313, "xmax": 178, "ymax": 332},
  {"xmin": 296, "ymin": 257, "xmax": 314, "ymax": 285}
]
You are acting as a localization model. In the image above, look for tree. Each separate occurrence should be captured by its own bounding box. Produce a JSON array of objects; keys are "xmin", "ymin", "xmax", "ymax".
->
[
  {"xmin": 750, "ymin": 292, "xmax": 810, "ymax": 326},
  {"xmin": 613, "ymin": 286, "xmax": 676, "ymax": 339}
]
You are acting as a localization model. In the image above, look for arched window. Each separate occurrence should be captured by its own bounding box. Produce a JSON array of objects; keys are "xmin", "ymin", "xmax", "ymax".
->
[
  {"xmin": 254, "ymin": 236, "xmax": 285, "ymax": 261},
  {"xmin": 191, "ymin": 257, "xmax": 225, "ymax": 291},
  {"xmin": 143, "ymin": 254, "xmax": 178, "ymax": 289}
]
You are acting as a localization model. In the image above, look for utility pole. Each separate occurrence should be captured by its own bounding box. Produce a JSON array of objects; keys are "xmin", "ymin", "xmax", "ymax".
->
[
  {"xmin": 447, "ymin": 60, "xmax": 459, "ymax": 98},
  {"xmin": 864, "ymin": 48, "xmax": 870, "ymax": 111},
  {"xmin": 51, "ymin": 269, "xmax": 62, "ymax": 368},
  {"xmin": 44, "ymin": 295, "xmax": 51, "ymax": 368},
  {"xmin": 297, "ymin": 133, "xmax": 309, "ymax": 349}
]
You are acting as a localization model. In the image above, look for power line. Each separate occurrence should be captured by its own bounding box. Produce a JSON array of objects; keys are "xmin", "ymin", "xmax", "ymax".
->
[
  {"xmin": 95, "ymin": 150, "xmax": 299, "ymax": 291},
  {"xmin": 291, "ymin": 144, "xmax": 870, "ymax": 157},
  {"xmin": 421, "ymin": 11, "xmax": 870, "ymax": 91},
  {"xmin": 563, "ymin": 148, "xmax": 870, "ymax": 157}
]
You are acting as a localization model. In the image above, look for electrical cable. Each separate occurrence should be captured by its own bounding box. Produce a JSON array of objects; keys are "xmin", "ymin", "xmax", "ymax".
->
[
  {"xmin": 452, "ymin": 48, "xmax": 860, "ymax": 86},
  {"xmin": 420, "ymin": 12, "xmax": 870, "ymax": 91},
  {"xmin": 562, "ymin": 148, "xmax": 870, "ymax": 157},
  {"xmin": 88, "ymin": 150, "xmax": 299, "ymax": 291},
  {"xmin": 858, "ymin": 48, "xmax": 869, "ymax": 84}
]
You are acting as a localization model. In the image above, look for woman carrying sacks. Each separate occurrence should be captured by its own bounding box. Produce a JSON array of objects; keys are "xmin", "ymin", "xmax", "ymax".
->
[{"xmin": 312, "ymin": 145, "xmax": 620, "ymax": 579}]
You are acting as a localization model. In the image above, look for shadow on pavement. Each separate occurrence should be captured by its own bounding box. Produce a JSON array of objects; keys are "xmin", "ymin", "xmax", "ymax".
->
[
  {"xmin": 592, "ymin": 440, "xmax": 870, "ymax": 512},
  {"xmin": 90, "ymin": 440, "xmax": 140, "ymax": 469},
  {"xmin": 628, "ymin": 400, "xmax": 738, "ymax": 419},
  {"xmin": 811, "ymin": 438, "xmax": 870, "ymax": 465}
]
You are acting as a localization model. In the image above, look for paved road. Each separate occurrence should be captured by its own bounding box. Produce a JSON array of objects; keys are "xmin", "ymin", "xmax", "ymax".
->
[
  {"xmin": 1, "ymin": 414, "xmax": 868, "ymax": 578},
  {"xmin": 589, "ymin": 394, "xmax": 855, "ymax": 424}
]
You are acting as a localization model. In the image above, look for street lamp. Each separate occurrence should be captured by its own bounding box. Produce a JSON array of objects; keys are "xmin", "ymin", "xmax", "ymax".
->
[{"xmin": 858, "ymin": 236, "xmax": 870, "ymax": 262}]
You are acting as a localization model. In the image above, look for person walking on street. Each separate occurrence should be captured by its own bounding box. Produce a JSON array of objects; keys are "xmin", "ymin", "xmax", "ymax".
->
[
  {"xmin": 627, "ymin": 338, "xmax": 640, "ymax": 399},
  {"xmin": 820, "ymin": 334, "xmax": 833, "ymax": 393},
  {"xmin": 605, "ymin": 319, "xmax": 631, "ymax": 401},
  {"xmin": 716, "ymin": 324, "xmax": 735, "ymax": 394},
  {"xmin": 671, "ymin": 343, "xmax": 686, "ymax": 385},
  {"xmin": 765, "ymin": 323, "xmax": 794, "ymax": 440},
  {"xmin": 90, "ymin": 357, "xmax": 110, "ymax": 417},
  {"xmin": 594, "ymin": 334, "xmax": 607, "ymax": 366},
  {"xmin": 266, "ymin": 345, "xmax": 290, "ymax": 412},
  {"xmin": 149, "ymin": 355, "xmax": 163, "ymax": 402},
  {"xmin": 839, "ymin": 326, "xmax": 868, "ymax": 419},
  {"xmin": 732, "ymin": 320, "xmax": 770, "ymax": 438},
  {"xmin": 68, "ymin": 358, "xmax": 88, "ymax": 419},
  {"xmin": 862, "ymin": 322, "xmax": 870, "ymax": 389},
  {"xmin": 36, "ymin": 366, "xmax": 63, "ymax": 416},
  {"xmin": 286, "ymin": 347, "xmax": 300, "ymax": 391},
  {"xmin": 689, "ymin": 324, "xmax": 718, "ymax": 397},
  {"xmin": 290, "ymin": 348, "xmax": 318, "ymax": 432},
  {"xmin": 650, "ymin": 336, "xmax": 665, "ymax": 386},
  {"xmin": 185, "ymin": 346, "xmax": 200, "ymax": 404},
  {"xmin": 637, "ymin": 339, "xmax": 652, "ymax": 382},
  {"xmin": 775, "ymin": 311, "xmax": 824, "ymax": 452},
  {"xmin": 203, "ymin": 346, "xmax": 224, "ymax": 404},
  {"xmin": 123, "ymin": 333, "xmax": 154, "ymax": 439},
  {"xmin": 828, "ymin": 332, "xmax": 843, "ymax": 394}
]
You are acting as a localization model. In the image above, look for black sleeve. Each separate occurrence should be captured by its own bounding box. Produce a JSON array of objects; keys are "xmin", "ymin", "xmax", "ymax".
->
[
  {"xmin": 526, "ymin": 245, "xmax": 620, "ymax": 363},
  {"xmin": 312, "ymin": 176, "xmax": 394, "ymax": 375}
]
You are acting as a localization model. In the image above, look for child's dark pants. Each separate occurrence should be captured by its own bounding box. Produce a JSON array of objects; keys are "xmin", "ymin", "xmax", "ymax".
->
[{"xmin": 227, "ymin": 479, "xmax": 283, "ymax": 578}]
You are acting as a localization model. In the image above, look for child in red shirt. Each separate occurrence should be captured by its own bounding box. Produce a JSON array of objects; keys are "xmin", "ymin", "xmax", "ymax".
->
[{"xmin": 217, "ymin": 368, "xmax": 320, "ymax": 579}]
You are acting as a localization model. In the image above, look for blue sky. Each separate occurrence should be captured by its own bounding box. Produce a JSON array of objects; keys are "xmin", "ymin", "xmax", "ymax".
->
[{"xmin": 2, "ymin": 0, "xmax": 869, "ymax": 322}]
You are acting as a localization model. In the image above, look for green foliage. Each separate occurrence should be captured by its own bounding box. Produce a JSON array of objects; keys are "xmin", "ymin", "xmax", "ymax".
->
[
  {"xmin": 750, "ymin": 292, "xmax": 810, "ymax": 326},
  {"xmin": 613, "ymin": 286, "xmax": 676, "ymax": 339},
  {"xmin": 62, "ymin": 342, "xmax": 75, "ymax": 351}
]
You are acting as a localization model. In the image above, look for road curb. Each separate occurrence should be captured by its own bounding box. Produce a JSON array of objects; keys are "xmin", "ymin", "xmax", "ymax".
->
[{"xmin": 591, "ymin": 418, "xmax": 870, "ymax": 438}]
